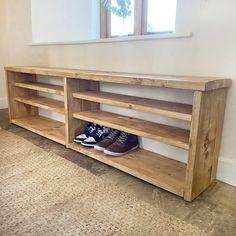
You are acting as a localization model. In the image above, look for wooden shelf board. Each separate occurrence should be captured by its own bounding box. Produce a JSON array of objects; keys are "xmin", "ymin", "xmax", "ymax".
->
[
  {"xmin": 69, "ymin": 142, "xmax": 186, "ymax": 196},
  {"xmin": 11, "ymin": 116, "xmax": 65, "ymax": 145},
  {"xmin": 5, "ymin": 66, "xmax": 232, "ymax": 91},
  {"xmin": 73, "ymin": 110, "xmax": 190, "ymax": 150},
  {"xmin": 14, "ymin": 95, "xmax": 65, "ymax": 114},
  {"xmin": 73, "ymin": 91, "xmax": 192, "ymax": 121},
  {"xmin": 14, "ymin": 82, "xmax": 64, "ymax": 95}
]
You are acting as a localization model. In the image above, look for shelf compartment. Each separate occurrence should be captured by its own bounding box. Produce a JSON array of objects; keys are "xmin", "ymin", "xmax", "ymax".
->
[
  {"xmin": 11, "ymin": 116, "xmax": 65, "ymax": 145},
  {"xmin": 14, "ymin": 82, "xmax": 64, "ymax": 95},
  {"xmin": 73, "ymin": 110, "xmax": 190, "ymax": 150},
  {"xmin": 73, "ymin": 91, "xmax": 192, "ymax": 121},
  {"xmin": 69, "ymin": 142, "xmax": 186, "ymax": 196},
  {"xmin": 14, "ymin": 95, "xmax": 65, "ymax": 114}
]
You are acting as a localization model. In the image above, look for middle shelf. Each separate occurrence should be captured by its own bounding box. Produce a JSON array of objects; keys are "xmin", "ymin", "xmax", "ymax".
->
[
  {"xmin": 73, "ymin": 110, "xmax": 190, "ymax": 150},
  {"xmin": 14, "ymin": 95, "xmax": 65, "ymax": 114},
  {"xmin": 73, "ymin": 91, "xmax": 192, "ymax": 121}
]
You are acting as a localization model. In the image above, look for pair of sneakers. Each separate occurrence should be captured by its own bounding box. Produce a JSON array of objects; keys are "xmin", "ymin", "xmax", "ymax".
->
[
  {"xmin": 94, "ymin": 129, "xmax": 139, "ymax": 157},
  {"xmin": 74, "ymin": 123, "xmax": 110, "ymax": 147}
]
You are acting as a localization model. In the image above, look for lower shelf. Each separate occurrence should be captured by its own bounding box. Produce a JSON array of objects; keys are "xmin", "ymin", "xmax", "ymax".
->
[
  {"xmin": 69, "ymin": 142, "xmax": 186, "ymax": 197},
  {"xmin": 11, "ymin": 116, "xmax": 65, "ymax": 145}
]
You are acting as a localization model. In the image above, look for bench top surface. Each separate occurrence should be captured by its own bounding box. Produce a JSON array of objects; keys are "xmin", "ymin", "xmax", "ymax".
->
[{"xmin": 5, "ymin": 66, "xmax": 232, "ymax": 91}]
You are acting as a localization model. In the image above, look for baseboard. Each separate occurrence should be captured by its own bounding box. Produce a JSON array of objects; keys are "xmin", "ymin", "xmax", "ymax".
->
[
  {"xmin": 217, "ymin": 157, "xmax": 236, "ymax": 187},
  {"xmin": 0, "ymin": 97, "xmax": 8, "ymax": 109}
]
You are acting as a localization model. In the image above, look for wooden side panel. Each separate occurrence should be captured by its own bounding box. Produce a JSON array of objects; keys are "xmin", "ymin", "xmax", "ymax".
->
[
  {"xmin": 64, "ymin": 78, "xmax": 99, "ymax": 146},
  {"xmin": 6, "ymin": 72, "xmax": 38, "ymax": 120},
  {"xmin": 184, "ymin": 88, "xmax": 227, "ymax": 201}
]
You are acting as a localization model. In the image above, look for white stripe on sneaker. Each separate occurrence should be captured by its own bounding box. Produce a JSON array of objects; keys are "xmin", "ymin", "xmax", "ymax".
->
[
  {"xmin": 104, "ymin": 145, "xmax": 138, "ymax": 157},
  {"xmin": 94, "ymin": 145, "xmax": 105, "ymax": 152}
]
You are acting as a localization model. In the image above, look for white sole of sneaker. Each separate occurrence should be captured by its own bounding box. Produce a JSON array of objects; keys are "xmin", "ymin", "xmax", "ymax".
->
[
  {"xmin": 81, "ymin": 142, "xmax": 95, "ymax": 147},
  {"xmin": 73, "ymin": 140, "xmax": 83, "ymax": 144},
  {"xmin": 94, "ymin": 145, "xmax": 105, "ymax": 152},
  {"xmin": 104, "ymin": 145, "xmax": 138, "ymax": 157}
]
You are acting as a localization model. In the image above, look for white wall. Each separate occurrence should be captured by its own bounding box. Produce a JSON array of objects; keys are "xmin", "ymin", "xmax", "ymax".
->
[
  {"xmin": 0, "ymin": 0, "xmax": 49, "ymax": 107},
  {"xmin": 0, "ymin": 0, "xmax": 7, "ymax": 107},
  {"xmin": 0, "ymin": 0, "xmax": 236, "ymax": 186},
  {"xmin": 31, "ymin": 0, "xmax": 100, "ymax": 43}
]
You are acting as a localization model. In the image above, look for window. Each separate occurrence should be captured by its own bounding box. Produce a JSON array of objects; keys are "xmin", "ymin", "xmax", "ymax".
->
[
  {"xmin": 146, "ymin": 0, "xmax": 177, "ymax": 34},
  {"xmin": 100, "ymin": 0, "xmax": 177, "ymax": 38},
  {"xmin": 31, "ymin": 0, "xmax": 100, "ymax": 43},
  {"xmin": 110, "ymin": 0, "xmax": 135, "ymax": 37}
]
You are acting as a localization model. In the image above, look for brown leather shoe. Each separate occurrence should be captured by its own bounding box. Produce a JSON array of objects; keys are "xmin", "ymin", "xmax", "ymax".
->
[
  {"xmin": 104, "ymin": 132, "xmax": 138, "ymax": 157},
  {"xmin": 94, "ymin": 129, "xmax": 120, "ymax": 151}
]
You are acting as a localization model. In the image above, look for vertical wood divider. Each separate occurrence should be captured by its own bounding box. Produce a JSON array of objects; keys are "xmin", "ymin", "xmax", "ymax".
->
[
  {"xmin": 64, "ymin": 77, "xmax": 100, "ymax": 147},
  {"xmin": 184, "ymin": 88, "xmax": 227, "ymax": 201}
]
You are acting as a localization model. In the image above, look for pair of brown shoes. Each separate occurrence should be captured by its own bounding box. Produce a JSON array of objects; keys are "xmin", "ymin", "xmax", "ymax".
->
[{"xmin": 94, "ymin": 129, "xmax": 139, "ymax": 157}]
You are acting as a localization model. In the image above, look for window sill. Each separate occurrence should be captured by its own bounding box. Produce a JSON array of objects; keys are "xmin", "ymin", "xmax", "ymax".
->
[{"xmin": 29, "ymin": 32, "xmax": 193, "ymax": 46}]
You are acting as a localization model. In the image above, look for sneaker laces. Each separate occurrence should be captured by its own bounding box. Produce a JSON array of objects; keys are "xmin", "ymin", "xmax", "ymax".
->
[
  {"xmin": 88, "ymin": 125, "xmax": 95, "ymax": 134},
  {"xmin": 86, "ymin": 123, "xmax": 96, "ymax": 134},
  {"xmin": 92, "ymin": 127, "xmax": 105, "ymax": 138},
  {"xmin": 116, "ymin": 131, "xmax": 129, "ymax": 144},
  {"xmin": 96, "ymin": 129, "xmax": 104, "ymax": 137},
  {"xmin": 107, "ymin": 129, "xmax": 119, "ymax": 139}
]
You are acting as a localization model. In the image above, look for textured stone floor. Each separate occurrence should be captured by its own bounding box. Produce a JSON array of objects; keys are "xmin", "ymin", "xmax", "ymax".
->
[{"xmin": 0, "ymin": 109, "xmax": 236, "ymax": 235}]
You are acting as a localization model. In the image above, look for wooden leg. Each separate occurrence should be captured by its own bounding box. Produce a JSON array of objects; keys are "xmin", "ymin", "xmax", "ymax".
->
[
  {"xmin": 6, "ymin": 72, "xmax": 38, "ymax": 120},
  {"xmin": 184, "ymin": 88, "xmax": 227, "ymax": 201},
  {"xmin": 64, "ymin": 78, "xmax": 99, "ymax": 147}
]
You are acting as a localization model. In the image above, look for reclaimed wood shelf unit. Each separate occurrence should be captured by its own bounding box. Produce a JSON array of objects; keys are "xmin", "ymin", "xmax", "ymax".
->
[{"xmin": 5, "ymin": 66, "xmax": 232, "ymax": 201}]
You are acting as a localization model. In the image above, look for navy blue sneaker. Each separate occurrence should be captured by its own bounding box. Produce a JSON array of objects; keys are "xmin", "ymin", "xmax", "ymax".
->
[
  {"xmin": 81, "ymin": 126, "xmax": 110, "ymax": 147},
  {"xmin": 74, "ymin": 123, "xmax": 97, "ymax": 144}
]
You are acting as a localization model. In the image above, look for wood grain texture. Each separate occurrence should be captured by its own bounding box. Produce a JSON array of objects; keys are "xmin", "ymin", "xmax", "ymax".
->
[
  {"xmin": 64, "ymin": 78, "xmax": 99, "ymax": 146},
  {"xmin": 14, "ymin": 95, "xmax": 65, "ymax": 114},
  {"xmin": 73, "ymin": 91, "xmax": 192, "ymax": 121},
  {"xmin": 184, "ymin": 88, "xmax": 227, "ymax": 201},
  {"xmin": 14, "ymin": 82, "xmax": 64, "ymax": 95},
  {"xmin": 73, "ymin": 110, "xmax": 190, "ymax": 149},
  {"xmin": 5, "ymin": 66, "xmax": 232, "ymax": 91},
  {"xmin": 6, "ymin": 72, "xmax": 38, "ymax": 120},
  {"xmin": 69, "ymin": 143, "xmax": 186, "ymax": 196},
  {"xmin": 12, "ymin": 116, "xmax": 65, "ymax": 145}
]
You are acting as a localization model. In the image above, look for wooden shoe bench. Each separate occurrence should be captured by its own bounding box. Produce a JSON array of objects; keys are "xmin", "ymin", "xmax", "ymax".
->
[{"xmin": 5, "ymin": 66, "xmax": 232, "ymax": 201}]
